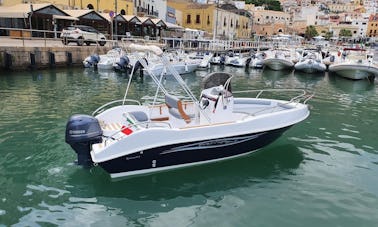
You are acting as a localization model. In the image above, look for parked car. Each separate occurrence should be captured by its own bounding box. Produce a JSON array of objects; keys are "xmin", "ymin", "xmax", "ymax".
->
[{"xmin": 60, "ymin": 25, "xmax": 106, "ymax": 46}]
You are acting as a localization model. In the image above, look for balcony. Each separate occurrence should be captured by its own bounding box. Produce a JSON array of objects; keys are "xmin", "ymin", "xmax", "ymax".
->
[{"xmin": 136, "ymin": 6, "xmax": 158, "ymax": 18}]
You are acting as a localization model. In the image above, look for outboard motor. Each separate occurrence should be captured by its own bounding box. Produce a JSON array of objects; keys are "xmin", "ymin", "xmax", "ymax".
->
[
  {"xmin": 114, "ymin": 56, "xmax": 130, "ymax": 72},
  {"xmin": 65, "ymin": 114, "xmax": 103, "ymax": 167},
  {"xmin": 245, "ymin": 57, "xmax": 252, "ymax": 67},
  {"xmin": 134, "ymin": 58, "xmax": 148, "ymax": 77},
  {"xmin": 83, "ymin": 54, "xmax": 100, "ymax": 68},
  {"xmin": 220, "ymin": 55, "xmax": 225, "ymax": 65}
]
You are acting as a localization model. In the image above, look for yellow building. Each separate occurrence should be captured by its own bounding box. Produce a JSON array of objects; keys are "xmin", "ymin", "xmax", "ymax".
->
[
  {"xmin": 367, "ymin": 14, "xmax": 378, "ymax": 38},
  {"xmin": 168, "ymin": 1, "xmax": 214, "ymax": 34},
  {"xmin": 168, "ymin": 1, "xmax": 251, "ymax": 39},
  {"xmin": 0, "ymin": 0, "xmax": 133, "ymax": 15}
]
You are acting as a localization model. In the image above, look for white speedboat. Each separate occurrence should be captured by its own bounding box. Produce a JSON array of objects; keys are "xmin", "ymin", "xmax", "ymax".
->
[
  {"xmin": 328, "ymin": 48, "xmax": 378, "ymax": 80},
  {"xmin": 197, "ymin": 52, "xmax": 213, "ymax": 69},
  {"xmin": 228, "ymin": 53, "xmax": 250, "ymax": 67},
  {"xmin": 210, "ymin": 53, "xmax": 225, "ymax": 65},
  {"xmin": 143, "ymin": 60, "xmax": 199, "ymax": 76},
  {"xmin": 294, "ymin": 50, "xmax": 326, "ymax": 73},
  {"xmin": 65, "ymin": 45, "xmax": 312, "ymax": 179},
  {"xmin": 247, "ymin": 52, "xmax": 265, "ymax": 69},
  {"xmin": 96, "ymin": 48, "xmax": 126, "ymax": 70},
  {"xmin": 264, "ymin": 49, "xmax": 295, "ymax": 70}
]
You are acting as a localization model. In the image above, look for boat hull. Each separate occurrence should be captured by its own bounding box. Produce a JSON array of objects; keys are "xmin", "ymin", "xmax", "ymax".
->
[
  {"xmin": 98, "ymin": 126, "xmax": 290, "ymax": 178},
  {"xmin": 144, "ymin": 63, "xmax": 199, "ymax": 76},
  {"xmin": 264, "ymin": 58, "xmax": 294, "ymax": 71},
  {"xmin": 329, "ymin": 64, "xmax": 378, "ymax": 80},
  {"xmin": 294, "ymin": 60, "xmax": 326, "ymax": 73}
]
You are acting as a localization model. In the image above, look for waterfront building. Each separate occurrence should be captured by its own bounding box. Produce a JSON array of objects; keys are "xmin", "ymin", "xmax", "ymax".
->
[
  {"xmin": 0, "ymin": 3, "xmax": 75, "ymax": 38},
  {"xmin": 64, "ymin": 9, "xmax": 109, "ymax": 34},
  {"xmin": 134, "ymin": 0, "xmax": 167, "ymax": 21},
  {"xmin": 351, "ymin": 14, "xmax": 370, "ymax": 39},
  {"xmin": 329, "ymin": 3, "xmax": 361, "ymax": 13},
  {"xmin": 251, "ymin": 7, "xmax": 293, "ymax": 36},
  {"xmin": 0, "ymin": 3, "xmax": 167, "ymax": 39},
  {"xmin": 0, "ymin": 0, "xmax": 134, "ymax": 15},
  {"xmin": 167, "ymin": 0, "xmax": 252, "ymax": 40},
  {"xmin": 367, "ymin": 13, "xmax": 378, "ymax": 38}
]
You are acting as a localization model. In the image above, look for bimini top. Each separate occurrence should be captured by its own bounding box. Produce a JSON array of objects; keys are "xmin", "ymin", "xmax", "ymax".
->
[{"xmin": 202, "ymin": 72, "xmax": 233, "ymax": 92}]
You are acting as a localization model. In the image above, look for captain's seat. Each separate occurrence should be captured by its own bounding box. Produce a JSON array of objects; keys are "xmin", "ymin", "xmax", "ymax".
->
[{"xmin": 165, "ymin": 94, "xmax": 192, "ymax": 125}]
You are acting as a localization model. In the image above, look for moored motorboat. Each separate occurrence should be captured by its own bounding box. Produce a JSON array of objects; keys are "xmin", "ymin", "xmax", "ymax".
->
[
  {"xmin": 65, "ymin": 45, "xmax": 312, "ymax": 179},
  {"xmin": 97, "ymin": 48, "xmax": 127, "ymax": 70},
  {"xmin": 328, "ymin": 48, "xmax": 378, "ymax": 80},
  {"xmin": 263, "ymin": 48, "xmax": 295, "ymax": 70},
  {"xmin": 294, "ymin": 50, "xmax": 326, "ymax": 73},
  {"xmin": 247, "ymin": 52, "xmax": 265, "ymax": 69}
]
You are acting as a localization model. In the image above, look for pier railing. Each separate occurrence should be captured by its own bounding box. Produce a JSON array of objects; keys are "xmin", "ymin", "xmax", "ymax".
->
[{"xmin": 0, "ymin": 27, "xmax": 162, "ymax": 48}]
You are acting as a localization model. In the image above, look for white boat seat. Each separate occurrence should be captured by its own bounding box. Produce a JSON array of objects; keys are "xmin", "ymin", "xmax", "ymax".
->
[{"xmin": 165, "ymin": 94, "xmax": 192, "ymax": 123}]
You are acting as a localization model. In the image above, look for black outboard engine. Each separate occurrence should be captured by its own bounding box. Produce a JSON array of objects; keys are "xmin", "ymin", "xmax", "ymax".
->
[
  {"xmin": 83, "ymin": 54, "xmax": 100, "ymax": 68},
  {"xmin": 114, "ymin": 56, "xmax": 130, "ymax": 72},
  {"xmin": 65, "ymin": 114, "xmax": 103, "ymax": 167}
]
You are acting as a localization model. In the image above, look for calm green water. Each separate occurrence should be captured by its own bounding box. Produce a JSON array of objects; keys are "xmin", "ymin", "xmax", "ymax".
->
[{"xmin": 0, "ymin": 66, "xmax": 378, "ymax": 226}]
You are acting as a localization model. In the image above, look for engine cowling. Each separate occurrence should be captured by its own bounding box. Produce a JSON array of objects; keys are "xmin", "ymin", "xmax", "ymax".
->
[{"xmin": 65, "ymin": 114, "xmax": 103, "ymax": 167}]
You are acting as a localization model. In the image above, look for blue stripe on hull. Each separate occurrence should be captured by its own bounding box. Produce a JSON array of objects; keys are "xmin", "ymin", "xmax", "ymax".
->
[{"xmin": 99, "ymin": 126, "xmax": 291, "ymax": 176}]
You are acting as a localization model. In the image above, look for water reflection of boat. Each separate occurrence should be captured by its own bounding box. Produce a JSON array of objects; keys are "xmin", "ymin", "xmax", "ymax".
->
[
  {"xmin": 328, "ymin": 74, "xmax": 375, "ymax": 93},
  {"xmin": 262, "ymin": 68, "xmax": 293, "ymax": 80},
  {"xmin": 294, "ymin": 71, "xmax": 324, "ymax": 88}
]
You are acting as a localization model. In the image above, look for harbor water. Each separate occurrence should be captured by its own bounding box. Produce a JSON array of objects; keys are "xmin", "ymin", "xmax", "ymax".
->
[{"xmin": 0, "ymin": 66, "xmax": 378, "ymax": 226}]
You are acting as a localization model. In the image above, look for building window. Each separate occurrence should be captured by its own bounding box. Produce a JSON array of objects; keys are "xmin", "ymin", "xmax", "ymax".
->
[
  {"xmin": 196, "ymin": 15, "xmax": 200, "ymax": 24},
  {"xmin": 207, "ymin": 15, "xmax": 210, "ymax": 25},
  {"xmin": 230, "ymin": 19, "xmax": 233, "ymax": 27},
  {"xmin": 187, "ymin": 15, "xmax": 191, "ymax": 24},
  {"xmin": 224, "ymin": 17, "xmax": 227, "ymax": 26}
]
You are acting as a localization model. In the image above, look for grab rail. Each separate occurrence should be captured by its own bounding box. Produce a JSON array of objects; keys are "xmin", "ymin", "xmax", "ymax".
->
[
  {"xmin": 233, "ymin": 89, "xmax": 314, "ymax": 117},
  {"xmin": 233, "ymin": 88, "xmax": 312, "ymax": 103},
  {"xmin": 92, "ymin": 99, "xmax": 141, "ymax": 116}
]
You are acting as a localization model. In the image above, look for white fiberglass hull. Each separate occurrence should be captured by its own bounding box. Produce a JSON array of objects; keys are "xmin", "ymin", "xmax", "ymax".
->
[
  {"xmin": 329, "ymin": 63, "xmax": 378, "ymax": 80},
  {"xmin": 89, "ymin": 98, "xmax": 309, "ymax": 178},
  {"xmin": 264, "ymin": 58, "xmax": 294, "ymax": 70},
  {"xmin": 294, "ymin": 59, "xmax": 326, "ymax": 73},
  {"xmin": 144, "ymin": 62, "xmax": 199, "ymax": 76}
]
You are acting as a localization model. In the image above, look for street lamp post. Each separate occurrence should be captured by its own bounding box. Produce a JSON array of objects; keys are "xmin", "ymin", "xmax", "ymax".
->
[
  {"xmin": 114, "ymin": 0, "xmax": 118, "ymax": 42},
  {"xmin": 212, "ymin": 0, "xmax": 219, "ymax": 41},
  {"xmin": 29, "ymin": 0, "xmax": 33, "ymax": 36}
]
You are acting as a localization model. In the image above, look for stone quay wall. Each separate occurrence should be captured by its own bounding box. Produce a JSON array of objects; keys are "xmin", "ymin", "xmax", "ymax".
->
[{"xmin": 0, "ymin": 46, "xmax": 108, "ymax": 71}]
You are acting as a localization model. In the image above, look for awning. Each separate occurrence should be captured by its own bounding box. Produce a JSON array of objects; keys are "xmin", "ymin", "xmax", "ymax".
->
[
  {"xmin": 0, "ymin": 11, "xmax": 28, "ymax": 18},
  {"xmin": 165, "ymin": 22, "xmax": 184, "ymax": 30},
  {"xmin": 53, "ymin": 15, "xmax": 79, "ymax": 21}
]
